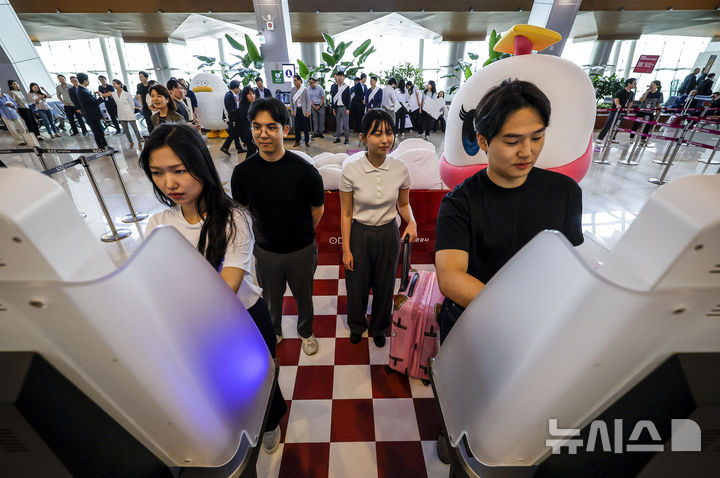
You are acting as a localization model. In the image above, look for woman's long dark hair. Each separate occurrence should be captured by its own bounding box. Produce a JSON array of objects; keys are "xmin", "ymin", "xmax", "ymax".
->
[
  {"xmin": 112, "ymin": 78, "xmax": 128, "ymax": 92},
  {"xmin": 425, "ymin": 80, "xmax": 437, "ymax": 96},
  {"xmin": 139, "ymin": 124, "xmax": 247, "ymax": 269},
  {"xmin": 240, "ymin": 85, "xmax": 254, "ymax": 105}
]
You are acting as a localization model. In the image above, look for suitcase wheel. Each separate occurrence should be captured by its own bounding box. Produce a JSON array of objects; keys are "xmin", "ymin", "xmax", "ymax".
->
[{"xmin": 421, "ymin": 379, "xmax": 431, "ymax": 386}]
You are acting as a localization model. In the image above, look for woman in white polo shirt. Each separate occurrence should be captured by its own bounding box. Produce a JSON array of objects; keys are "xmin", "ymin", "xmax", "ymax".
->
[
  {"xmin": 340, "ymin": 109, "xmax": 418, "ymax": 347},
  {"xmin": 140, "ymin": 123, "xmax": 286, "ymax": 454}
]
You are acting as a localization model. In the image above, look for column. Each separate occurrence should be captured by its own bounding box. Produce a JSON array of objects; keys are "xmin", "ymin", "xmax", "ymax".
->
[
  {"xmin": 99, "ymin": 38, "xmax": 114, "ymax": 81},
  {"xmin": 0, "ymin": 0, "xmax": 54, "ymax": 94},
  {"xmin": 218, "ymin": 38, "xmax": 227, "ymax": 78},
  {"xmin": 114, "ymin": 37, "xmax": 131, "ymax": 89},
  {"xmin": 253, "ymin": 0, "xmax": 292, "ymax": 94},
  {"xmin": 623, "ymin": 40, "xmax": 637, "ymax": 79},
  {"xmin": 528, "ymin": 0, "xmax": 582, "ymax": 56},
  {"xmin": 300, "ymin": 43, "xmax": 319, "ymax": 69},
  {"xmin": 444, "ymin": 42, "xmax": 465, "ymax": 94},
  {"xmin": 606, "ymin": 41, "xmax": 621, "ymax": 76},
  {"xmin": 418, "ymin": 39, "xmax": 425, "ymax": 72},
  {"xmin": 588, "ymin": 40, "xmax": 615, "ymax": 75},
  {"xmin": 147, "ymin": 43, "xmax": 172, "ymax": 86}
]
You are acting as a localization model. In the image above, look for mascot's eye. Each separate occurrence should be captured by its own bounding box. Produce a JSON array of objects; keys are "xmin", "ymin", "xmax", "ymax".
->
[{"xmin": 459, "ymin": 106, "xmax": 480, "ymax": 157}]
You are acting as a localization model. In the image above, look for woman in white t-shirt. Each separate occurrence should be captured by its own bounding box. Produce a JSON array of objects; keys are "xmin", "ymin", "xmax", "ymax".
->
[
  {"xmin": 339, "ymin": 109, "xmax": 418, "ymax": 347},
  {"xmin": 394, "ymin": 79, "xmax": 410, "ymax": 136},
  {"xmin": 406, "ymin": 81, "xmax": 421, "ymax": 133},
  {"xmin": 139, "ymin": 123, "xmax": 286, "ymax": 454},
  {"xmin": 106, "ymin": 79, "xmax": 143, "ymax": 148}
]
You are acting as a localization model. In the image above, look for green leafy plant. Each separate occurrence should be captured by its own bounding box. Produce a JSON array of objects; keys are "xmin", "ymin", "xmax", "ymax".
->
[
  {"xmin": 297, "ymin": 33, "xmax": 375, "ymax": 93},
  {"xmin": 592, "ymin": 74, "xmax": 624, "ymax": 106},
  {"xmin": 442, "ymin": 53, "xmax": 478, "ymax": 96},
  {"xmin": 483, "ymin": 29, "xmax": 511, "ymax": 66},
  {"xmin": 193, "ymin": 34, "xmax": 265, "ymax": 86},
  {"xmin": 381, "ymin": 62, "xmax": 425, "ymax": 90}
]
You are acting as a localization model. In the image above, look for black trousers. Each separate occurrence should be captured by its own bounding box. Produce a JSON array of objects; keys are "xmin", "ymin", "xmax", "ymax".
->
[
  {"xmin": 142, "ymin": 109, "xmax": 154, "ymax": 133},
  {"xmin": 396, "ymin": 106, "xmax": 408, "ymax": 133},
  {"xmin": 350, "ymin": 101, "xmax": 365, "ymax": 131},
  {"xmin": 294, "ymin": 109, "xmax": 309, "ymax": 143},
  {"xmin": 630, "ymin": 114, "xmax": 652, "ymax": 139},
  {"xmin": 242, "ymin": 135, "xmax": 258, "ymax": 157},
  {"xmin": 345, "ymin": 220, "xmax": 401, "ymax": 337},
  {"xmin": 597, "ymin": 111, "xmax": 622, "ymax": 141},
  {"xmin": 87, "ymin": 118, "xmax": 107, "ymax": 148},
  {"xmin": 422, "ymin": 111, "xmax": 435, "ymax": 135},
  {"xmin": 63, "ymin": 105, "xmax": 87, "ymax": 134},
  {"xmin": 247, "ymin": 297, "xmax": 287, "ymax": 431},
  {"xmin": 221, "ymin": 123, "xmax": 242, "ymax": 151},
  {"xmin": 18, "ymin": 107, "xmax": 40, "ymax": 136},
  {"xmin": 105, "ymin": 100, "xmax": 121, "ymax": 132}
]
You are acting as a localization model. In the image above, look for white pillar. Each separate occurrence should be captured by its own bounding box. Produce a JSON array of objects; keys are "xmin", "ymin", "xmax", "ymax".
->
[
  {"xmin": 114, "ymin": 37, "xmax": 131, "ymax": 89},
  {"xmin": 99, "ymin": 38, "xmax": 114, "ymax": 80},
  {"xmin": 623, "ymin": 40, "xmax": 637, "ymax": 79},
  {"xmin": 528, "ymin": 0, "xmax": 582, "ymax": 56}
]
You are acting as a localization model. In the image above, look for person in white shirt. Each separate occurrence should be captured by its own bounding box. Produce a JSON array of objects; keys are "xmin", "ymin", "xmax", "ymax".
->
[
  {"xmin": 419, "ymin": 80, "xmax": 437, "ymax": 140},
  {"xmin": 101, "ymin": 79, "xmax": 143, "ymax": 148},
  {"xmin": 340, "ymin": 109, "xmax": 418, "ymax": 347},
  {"xmin": 406, "ymin": 81, "xmax": 421, "ymax": 133},
  {"xmin": 381, "ymin": 77, "xmax": 398, "ymax": 125},
  {"xmin": 394, "ymin": 79, "xmax": 410, "ymax": 135},
  {"xmin": 140, "ymin": 123, "xmax": 287, "ymax": 455}
]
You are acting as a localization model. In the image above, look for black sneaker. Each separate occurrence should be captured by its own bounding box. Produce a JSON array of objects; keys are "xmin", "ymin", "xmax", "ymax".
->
[
  {"xmin": 437, "ymin": 429, "xmax": 451, "ymax": 464},
  {"xmin": 344, "ymin": 139, "xmax": 349, "ymax": 145},
  {"xmin": 333, "ymin": 138, "xmax": 341, "ymax": 143},
  {"xmin": 349, "ymin": 333, "xmax": 362, "ymax": 344},
  {"xmin": 373, "ymin": 334, "xmax": 386, "ymax": 347},
  {"xmin": 318, "ymin": 134, "xmax": 324, "ymax": 138}
]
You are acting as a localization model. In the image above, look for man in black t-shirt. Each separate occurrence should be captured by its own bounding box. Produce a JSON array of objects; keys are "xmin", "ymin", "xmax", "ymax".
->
[
  {"xmin": 596, "ymin": 77, "xmax": 636, "ymax": 143},
  {"xmin": 231, "ymin": 98, "xmax": 325, "ymax": 356},
  {"xmin": 433, "ymin": 78, "xmax": 584, "ymax": 467},
  {"xmin": 136, "ymin": 71, "xmax": 153, "ymax": 133}
]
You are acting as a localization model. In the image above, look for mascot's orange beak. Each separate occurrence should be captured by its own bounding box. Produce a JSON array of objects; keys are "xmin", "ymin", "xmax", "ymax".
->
[{"xmin": 193, "ymin": 86, "xmax": 213, "ymax": 92}]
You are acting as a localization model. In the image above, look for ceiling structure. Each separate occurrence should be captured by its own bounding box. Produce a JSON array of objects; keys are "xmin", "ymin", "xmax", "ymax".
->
[{"xmin": 11, "ymin": 0, "xmax": 720, "ymax": 44}]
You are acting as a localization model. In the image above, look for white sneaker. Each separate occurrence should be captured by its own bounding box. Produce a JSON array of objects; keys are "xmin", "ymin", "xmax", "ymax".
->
[
  {"xmin": 301, "ymin": 334, "xmax": 318, "ymax": 355},
  {"xmin": 262, "ymin": 425, "xmax": 281, "ymax": 453},
  {"xmin": 276, "ymin": 334, "xmax": 283, "ymax": 345},
  {"xmin": 595, "ymin": 138, "xmax": 603, "ymax": 144}
]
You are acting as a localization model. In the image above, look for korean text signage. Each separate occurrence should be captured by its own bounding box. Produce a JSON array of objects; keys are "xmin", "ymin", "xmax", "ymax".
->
[{"xmin": 633, "ymin": 55, "xmax": 660, "ymax": 74}]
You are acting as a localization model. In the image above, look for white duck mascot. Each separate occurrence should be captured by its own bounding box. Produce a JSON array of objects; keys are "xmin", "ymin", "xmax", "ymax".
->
[
  {"xmin": 190, "ymin": 73, "xmax": 229, "ymax": 139},
  {"xmin": 440, "ymin": 25, "xmax": 596, "ymax": 188}
]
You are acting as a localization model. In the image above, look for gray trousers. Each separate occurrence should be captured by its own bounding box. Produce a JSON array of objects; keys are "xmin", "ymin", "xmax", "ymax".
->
[
  {"xmin": 311, "ymin": 105, "xmax": 325, "ymax": 134},
  {"xmin": 121, "ymin": 120, "xmax": 143, "ymax": 144},
  {"xmin": 254, "ymin": 241, "xmax": 317, "ymax": 339},
  {"xmin": 335, "ymin": 106, "xmax": 349, "ymax": 140},
  {"xmin": 345, "ymin": 220, "xmax": 401, "ymax": 337}
]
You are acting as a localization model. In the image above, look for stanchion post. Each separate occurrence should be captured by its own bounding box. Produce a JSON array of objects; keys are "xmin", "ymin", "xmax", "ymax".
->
[
  {"xmin": 33, "ymin": 146, "xmax": 49, "ymax": 171},
  {"xmin": 107, "ymin": 151, "xmax": 149, "ymax": 223},
  {"xmin": 79, "ymin": 155, "xmax": 132, "ymax": 242},
  {"xmin": 699, "ymin": 134, "xmax": 720, "ymax": 165},
  {"xmin": 594, "ymin": 109, "xmax": 622, "ymax": 165}
]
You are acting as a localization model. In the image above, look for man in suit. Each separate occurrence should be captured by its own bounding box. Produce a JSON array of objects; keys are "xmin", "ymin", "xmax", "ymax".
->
[
  {"xmin": 68, "ymin": 76, "xmax": 89, "ymax": 135},
  {"xmin": 254, "ymin": 77, "xmax": 273, "ymax": 99},
  {"xmin": 57, "ymin": 74, "xmax": 87, "ymax": 136},
  {"xmin": 678, "ymin": 68, "xmax": 700, "ymax": 95},
  {"xmin": 350, "ymin": 76, "xmax": 365, "ymax": 132},
  {"xmin": 330, "ymin": 71, "xmax": 351, "ymax": 144},
  {"xmin": 221, "ymin": 80, "xmax": 244, "ymax": 155},
  {"xmin": 290, "ymin": 74, "xmax": 312, "ymax": 147},
  {"xmin": 75, "ymin": 73, "xmax": 108, "ymax": 149}
]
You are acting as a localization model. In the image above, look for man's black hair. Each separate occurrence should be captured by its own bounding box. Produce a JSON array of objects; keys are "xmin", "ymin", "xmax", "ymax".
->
[
  {"xmin": 388, "ymin": 77, "xmax": 397, "ymax": 86},
  {"xmin": 57, "ymin": 74, "xmax": 66, "ymax": 80},
  {"xmin": 248, "ymin": 97, "xmax": 289, "ymax": 125},
  {"xmin": 166, "ymin": 78, "xmax": 181, "ymax": 90},
  {"xmin": 98, "ymin": 75, "xmax": 106, "ymax": 81},
  {"xmin": 625, "ymin": 78, "xmax": 636, "ymax": 86},
  {"xmin": 370, "ymin": 76, "xmax": 378, "ymax": 82},
  {"xmin": 76, "ymin": 72, "xmax": 89, "ymax": 84},
  {"xmin": 139, "ymin": 71, "xmax": 149, "ymax": 79},
  {"xmin": 470, "ymin": 78, "xmax": 551, "ymax": 145},
  {"xmin": 293, "ymin": 74, "xmax": 302, "ymax": 81},
  {"xmin": 255, "ymin": 76, "xmax": 263, "ymax": 83},
  {"xmin": 709, "ymin": 73, "xmax": 716, "ymax": 79},
  {"xmin": 360, "ymin": 73, "xmax": 367, "ymax": 79}
]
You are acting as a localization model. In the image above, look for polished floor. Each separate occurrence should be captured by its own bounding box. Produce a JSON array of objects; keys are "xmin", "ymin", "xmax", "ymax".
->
[{"xmin": 2, "ymin": 122, "xmax": 719, "ymax": 477}]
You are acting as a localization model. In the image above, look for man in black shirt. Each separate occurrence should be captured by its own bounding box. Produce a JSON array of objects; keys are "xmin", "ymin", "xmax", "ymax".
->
[
  {"xmin": 433, "ymin": 79, "xmax": 583, "ymax": 465},
  {"xmin": 596, "ymin": 77, "xmax": 636, "ymax": 143},
  {"xmin": 231, "ymin": 98, "xmax": 325, "ymax": 356},
  {"xmin": 696, "ymin": 72, "xmax": 715, "ymax": 96}
]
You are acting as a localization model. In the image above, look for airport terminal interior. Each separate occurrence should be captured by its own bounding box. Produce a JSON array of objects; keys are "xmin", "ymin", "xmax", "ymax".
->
[{"xmin": 1, "ymin": 1, "xmax": 719, "ymax": 477}]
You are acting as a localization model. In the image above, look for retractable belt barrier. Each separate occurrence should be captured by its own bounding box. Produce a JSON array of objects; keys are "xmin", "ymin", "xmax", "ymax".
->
[
  {"xmin": 0, "ymin": 146, "xmax": 148, "ymax": 242},
  {"xmin": 593, "ymin": 105, "xmax": 720, "ymax": 181}
]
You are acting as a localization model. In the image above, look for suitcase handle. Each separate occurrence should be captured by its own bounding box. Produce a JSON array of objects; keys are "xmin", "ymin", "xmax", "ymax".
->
[
  {"xmin": 399, "ymin": 234, "xmax": 412, "ymax": 292},
  {"xmin": 407, "ymin": 272, "xmax": 420, "ymax": 297}
]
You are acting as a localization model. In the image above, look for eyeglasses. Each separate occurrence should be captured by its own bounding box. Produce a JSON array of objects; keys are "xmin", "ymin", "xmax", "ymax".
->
[{"xmin": 251, "ymin": 123, "xmax": 282, "ymax": 134}]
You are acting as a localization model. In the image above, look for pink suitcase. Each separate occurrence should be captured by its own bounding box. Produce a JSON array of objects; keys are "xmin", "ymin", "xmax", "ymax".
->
[{"xmin": 386, "ymin": 236, "xmax": 444, "ymax": 384}]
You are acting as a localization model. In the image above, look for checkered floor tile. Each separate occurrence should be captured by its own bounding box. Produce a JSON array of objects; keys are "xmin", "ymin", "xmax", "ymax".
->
[{"xmin": 256, "ymin": 264, "xmax": 448, "ymax": 478}]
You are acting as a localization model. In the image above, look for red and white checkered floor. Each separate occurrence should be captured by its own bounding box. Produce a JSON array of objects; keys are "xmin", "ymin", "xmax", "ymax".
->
[{"xmin": 256, "ymin": 263, "xmax": 449, "ymax": 478}]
